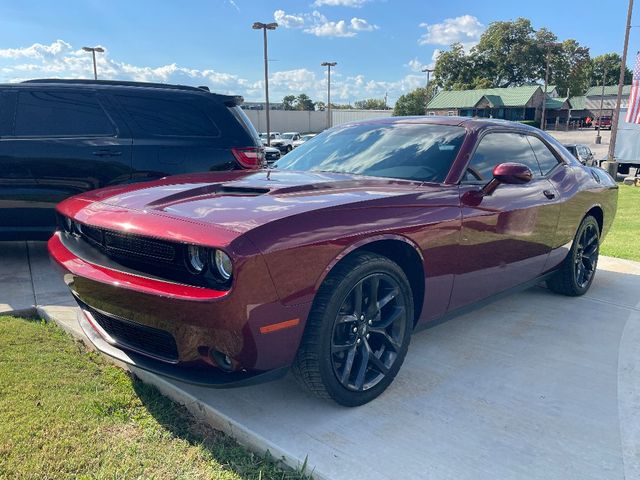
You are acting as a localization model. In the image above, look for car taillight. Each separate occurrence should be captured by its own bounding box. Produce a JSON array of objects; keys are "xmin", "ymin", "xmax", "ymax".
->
[{"xmin": 231, "ymin": 147, "xmax": 265, "ymax": 169}]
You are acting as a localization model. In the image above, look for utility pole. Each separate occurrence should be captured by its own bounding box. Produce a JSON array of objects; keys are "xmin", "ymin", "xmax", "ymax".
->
[
  {"xmin": 540, "ymin": 42, "xmax": 561, "ymax": 130},
  {"xmin": 421, "ymin": 67, "xmax": 434, "ymax": 114},
  {"xmin": 321, "ymin": 62, "xmax": 337, "ymax": 129},
  {"xmin": 252, "ymin": 22, "xmax": 278, "ymax": 145},
  {"xmin": 595, "ymin": 68, "xmax": 607, "ymax": 144},
  {"xmin": 82, "ymin": 46, "xmax": 104, "ymax": 80},
  {"xmin": 608, "ymin": 0, "xmax": 634, "ymax": 163}
]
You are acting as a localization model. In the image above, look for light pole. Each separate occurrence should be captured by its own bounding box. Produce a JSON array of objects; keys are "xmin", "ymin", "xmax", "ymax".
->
[
  {"xmin": 82, "ymin": 46, "xmax": 104, "ymax": 80},
  {"xmin": 321, "ymin": 62, "xmax": 337, "ymax": 129},
  {"xmin": 608, "ymin": 0, "xmax": 634, "ymax": 164},
  {"xmin": 421, "ymin": 68, "xmax": 434, "ymax": 114},
  {"xmin": 540, "ymin": 42, "xmax": 561, "ymax": 130},
  {"xmin": 252, "ymin": 21, "xmax": 278, "ymax": 145}
]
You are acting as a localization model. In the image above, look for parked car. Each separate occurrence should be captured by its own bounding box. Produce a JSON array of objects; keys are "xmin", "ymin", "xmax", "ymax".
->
[
  {"xmin": 563, "ymin": 144, "xmax": 596, "ymax": 166},
  {"xmin": 0, "ymin": 79, "xmax": 263, "ymax": 240},
  {"xmin": 259, "ymin": 132, "xmax": 281, "ymax": 145},
  {"xmin": 264, "ymin": 146, "xmax": 281, "ymax": 165},
  {"xmin": 593, "ymin": 116, "xmax": 612, "ymax": 130},
  {"xmin": 49, "ymin": 116, "xmax": 617, "ymax": 406},
  {"xmin": 271, "ymin": 132, "xmax": 299, "ymax": 154},
  {"xmin": 293, "ymin": 133, "xmax": 317, "ymax": 148}
]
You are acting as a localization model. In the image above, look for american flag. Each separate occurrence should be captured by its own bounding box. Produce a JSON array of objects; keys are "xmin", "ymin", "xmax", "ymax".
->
[{"xmin": 626, "ymin": 51, "xmax": 640, "ymax": 124}]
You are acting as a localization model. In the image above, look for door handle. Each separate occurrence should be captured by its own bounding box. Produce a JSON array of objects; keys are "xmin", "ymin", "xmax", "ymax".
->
[
  {"xmin": 92, "ymin": 150, "xmax": 122, "ymax": 157},
  {"xmin": 543, "ymin": 189, "xmax": 556, "ymax": 199}
]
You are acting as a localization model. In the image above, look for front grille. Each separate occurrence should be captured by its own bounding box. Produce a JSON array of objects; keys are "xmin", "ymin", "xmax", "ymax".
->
[
  {"xmin": 80, "ymin": 225, "xmax": 176, "ymax": 263},
  {"xmin": 77, "ymin": 298, "xmax": 179, "ymax": 362}
]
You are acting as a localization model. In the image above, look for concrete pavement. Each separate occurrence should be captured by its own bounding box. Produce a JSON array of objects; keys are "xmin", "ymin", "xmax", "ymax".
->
[{"xmin": 2, "ymin": 242, "xmax": 639, "ymax": 479}]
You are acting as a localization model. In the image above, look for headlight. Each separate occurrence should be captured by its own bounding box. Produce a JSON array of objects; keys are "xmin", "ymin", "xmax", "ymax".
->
[
  {"xmin": 186, "ymin": 245, "xmax": 208, "ymax": 274},
  {"xmin": 213, "ymin": 250, "xmax": 233, "ymax": 281}
]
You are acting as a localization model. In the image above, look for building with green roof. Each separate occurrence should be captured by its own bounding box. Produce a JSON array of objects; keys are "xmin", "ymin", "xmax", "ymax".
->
[{"xmin": 426, "ymin": 85, "xmax": 545, "ymax": 121}]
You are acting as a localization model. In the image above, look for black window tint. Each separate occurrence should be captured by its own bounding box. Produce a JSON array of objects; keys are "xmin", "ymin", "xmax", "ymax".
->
[
  {"xmin": 15, "ymin": 91, "xmax": 114, "ymax": 137},
  {"xmin": 527, "ymin": 136, "xmax": 560, "ymax": 175},
  {"xmin": 464, "ymin": 132, "xmax": 541, "ymax": 182},
  {"xmin": 116, "ymin": 94, "xmax": 220, "ymax": 137}
]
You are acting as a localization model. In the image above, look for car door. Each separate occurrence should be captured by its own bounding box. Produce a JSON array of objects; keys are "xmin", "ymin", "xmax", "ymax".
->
[
  {"xmin": 449, "ymin": 131, "xmax": 562, "ymax": 310},
  {"xmin": 7, "ymin": 88, "xmax": 132, "ymax": 231},
  {"xmin": 0, "ymin": 89, "xmax": 42, "ymax": 237}
]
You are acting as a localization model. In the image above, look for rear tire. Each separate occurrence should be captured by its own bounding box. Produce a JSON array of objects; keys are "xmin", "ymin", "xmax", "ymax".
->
[
  {"xmin": 547, "ymin": 215, "xmax": 600, "ymax": 296},
  {"xmin": 292, "ymin": 252, "xmax": 414, "ymax": 406}
]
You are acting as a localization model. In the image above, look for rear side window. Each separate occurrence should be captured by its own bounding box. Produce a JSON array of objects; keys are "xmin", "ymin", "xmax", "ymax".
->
[
  {"xmin": 464, "ymin": 132, "xmax": 542, "ymax": 182},
  {"xmin": 14, "ymin": 91, "xmax": 115, "ymax": 137},
  {"xmin": 527, "ymin": 136, "xmax": 561, "ymax": 175},
  {"xmin": 228, "ymin": 105, "xmax": 260, "ymax": 144},
  {"xmin": 116, "ymin": 94, "xmax": 220, "ymax": 137}
]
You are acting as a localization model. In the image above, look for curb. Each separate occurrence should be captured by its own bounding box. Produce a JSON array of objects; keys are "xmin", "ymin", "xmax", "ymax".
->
[{"xmin": 37, "ymin": 305, "xmax": 319, "ymax": 479}]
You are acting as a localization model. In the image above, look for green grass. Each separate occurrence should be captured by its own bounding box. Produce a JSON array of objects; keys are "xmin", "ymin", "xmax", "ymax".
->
[
  {"xmin": 601, "ymin": 185, "xmax": 640, "ymax": 262},
  {"xmin": 0, "ymin": 316, "xmax": 311, "ymax": 480}
]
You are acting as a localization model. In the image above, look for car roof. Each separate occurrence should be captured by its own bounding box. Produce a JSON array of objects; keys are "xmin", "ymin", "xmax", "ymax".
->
[{"xmin": 1, "ymin": 79, "xmax": 243, "ymax": 105}]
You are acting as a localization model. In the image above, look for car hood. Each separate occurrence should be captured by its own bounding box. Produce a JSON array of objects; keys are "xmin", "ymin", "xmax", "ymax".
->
[{"xmin": 81, "ymin": 170, "xmax": 422, "ymax": 234}]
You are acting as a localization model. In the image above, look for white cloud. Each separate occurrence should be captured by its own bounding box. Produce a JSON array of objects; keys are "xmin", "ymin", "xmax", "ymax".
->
[
  {"xmin": 0, "ymin": 40, "xmax": 422, "ymax": 106},
  {"xmin": 274, "ymin": 9, "xmax": 305, "ymax": 28},
  {"xmin": 0, "ymin": 39, "xmax": 72, "ymax": 59},
  {"xmin": 274, "ymin": 9, "xmax": 377, "ymax": 37},
  {"xmin": 312, "ymin": 0, "xmax": 369, "ymax": 6},
  {"xmin": 350, "ymin": 17, "xmax": 378, "ymax": 32},
  {"xmin": 418, "ymin": 15, "xmax": 484, "ymax": 50}
]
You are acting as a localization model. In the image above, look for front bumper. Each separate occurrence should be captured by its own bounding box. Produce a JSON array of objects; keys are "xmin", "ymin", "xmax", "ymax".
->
[{"xmin": 48, "ymin": 231, "xmax": 309, "ymax": 386}]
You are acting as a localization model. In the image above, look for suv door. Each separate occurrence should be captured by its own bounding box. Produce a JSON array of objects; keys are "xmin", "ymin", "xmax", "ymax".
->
[
  {"xmin": 110, "ymin": 91, "xmax": 240, "ymax": 180},
  {"xmin": 8, "ymin": 89, "xmax": 132, "ymax": 233},
  {"xmin": 0, "ymin": 89, "xmax": 41, "ymax": 237},
  {"xmin": 450, "ymin": 131, "xmax": 562, "ymax": 309}
]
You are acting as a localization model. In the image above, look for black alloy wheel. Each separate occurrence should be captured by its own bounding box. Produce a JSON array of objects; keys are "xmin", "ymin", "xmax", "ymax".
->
[
  {"xmin": 547, "ymin": 215, "xmax": 600, "ymax": 296},
  {"xmin": 293, "ymin": 252, "xmax": 414, "ymax": 406}
]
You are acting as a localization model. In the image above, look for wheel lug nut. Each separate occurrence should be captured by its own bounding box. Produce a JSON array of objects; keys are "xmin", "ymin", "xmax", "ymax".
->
[
  {"xmin": 366, "ymin": 333, "xmax": 370, "ymax": 339},
  {"xmin": 368, "ymin": 319, "xmax": 372, "ymax": 325},
  {"xmin": 352, "ymin": 326, "xmax": 358, "ymax": 333},
  {"xmin": 356, "ymin": 338, "xmax": 361, "ymax": 344},
  {"xmin": 360, "ymin": 315, "xmax": 365, "ymax": 321}
]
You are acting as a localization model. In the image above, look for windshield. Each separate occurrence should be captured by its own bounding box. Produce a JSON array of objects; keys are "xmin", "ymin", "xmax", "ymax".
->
[
  {"xmin": 282, "ymin": 133, "xmax": 296, "ymax": 139},
  {"xmin": 301, "ymin": 134, "xmax": 315, "ymax": 141},
  {"xmin": 274, "ymin": 123, "xmax": 466, "ymax": 183}
]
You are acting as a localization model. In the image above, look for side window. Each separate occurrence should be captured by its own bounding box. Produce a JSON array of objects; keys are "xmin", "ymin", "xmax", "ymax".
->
[
  {"xmin": 14, "ymin": 91, "xmax": 115, "ymax": 137},
  {"xmin": 527, "ymin": 136, "xmax": 561, "ymax": 175},
  {"xmin": 463, "ymin": 132, "xmax": 541, "ymax": 182},
  {"xmin": 116, "ymin": 94, "xmax": 220, "ymax": 137}
]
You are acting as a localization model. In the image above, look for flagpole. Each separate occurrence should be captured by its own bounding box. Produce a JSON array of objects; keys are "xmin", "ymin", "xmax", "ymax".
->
[{"xmin": 608, "ymin": 0, "xmax": 634, "ymax": 164}]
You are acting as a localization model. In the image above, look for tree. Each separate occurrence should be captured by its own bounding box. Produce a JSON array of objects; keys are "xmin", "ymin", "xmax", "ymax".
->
[
  {"xmin": 548, "ymin": 39, "xmax": 591, "ymax": 97},
  {"xmin": 315, "ymin": 101, "xmax": 326, "ymax": 111},
  {"xmin": 433, "ymin": 43, "xmax": 478, "ymax": 90},
  {"xmin": 588, "ymin": 53, "xmax": 632, "ymax": 87},
  {"xmin": 354, "ymin": 98, "xmax": 387, "ymax": 110},
  {"xmin": 393, "ymin": 87, "xmax": 432, "ymax": 116},
  {"xmin": 282, "ymin": 95, "xmax": 296, "ymax": 110},
  {"xmin": 294, "ymin": 93, "xmax": 315, "ymax": 111}
]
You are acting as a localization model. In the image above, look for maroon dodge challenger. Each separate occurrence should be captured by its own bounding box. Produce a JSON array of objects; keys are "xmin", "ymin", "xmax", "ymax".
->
[{"xmin": 49, "ymin": 117, "xmax": 617, "ymax": 406}]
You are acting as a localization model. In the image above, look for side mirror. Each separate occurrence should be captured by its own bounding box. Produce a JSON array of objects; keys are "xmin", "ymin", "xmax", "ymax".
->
[{"xmin": 480, "ymin": 162, "xmax": 533, "ymax": 196}]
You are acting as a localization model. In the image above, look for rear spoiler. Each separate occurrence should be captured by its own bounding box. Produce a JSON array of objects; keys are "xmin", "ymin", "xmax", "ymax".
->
[{"xmin": 216, "ymin": 94, "xmax": 244, "ymax": 107}]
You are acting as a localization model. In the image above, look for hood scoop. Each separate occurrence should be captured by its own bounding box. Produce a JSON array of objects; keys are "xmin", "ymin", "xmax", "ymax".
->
[{"xmin": 145, "ymin": 183, "xmax": 270, "ymax": 210}]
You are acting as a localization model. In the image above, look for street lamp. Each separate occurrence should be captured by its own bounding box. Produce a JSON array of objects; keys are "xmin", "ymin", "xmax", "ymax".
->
[
  {"xmin": 252, "ymin": 22, "xmax": 278, "ymax": 145},
  {"xmin": 540, "ymin": 42, "xmax": 562, "ymax": 130},
  {"xmin": 82, "ymin": 46, "xmax": 104, "ymax": 80},
  {"xmin": 321, "ymin": 61, "xmax": 337, "ymax": 129},
  {"xmin": 421, "ymin": 67, "xmax": 434, "ymax": 114}
]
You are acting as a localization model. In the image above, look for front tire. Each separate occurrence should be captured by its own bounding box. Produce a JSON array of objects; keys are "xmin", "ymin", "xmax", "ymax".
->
[
  {"xmin": 547, "ymin": 215, "xmax": 600, "ymax": 296},
  {"xmin": 292, "ymin": 252, "xmax": 414, "ymax": 406}
]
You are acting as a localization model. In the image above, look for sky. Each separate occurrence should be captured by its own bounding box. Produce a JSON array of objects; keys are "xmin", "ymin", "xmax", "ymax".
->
[{"xmin": 0, "ymin": 0, "xmax": 638, "ymax": 106}]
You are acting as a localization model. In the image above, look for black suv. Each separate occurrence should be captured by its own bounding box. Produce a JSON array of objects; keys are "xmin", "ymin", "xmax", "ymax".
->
[{"xmin": 0, "ymin": 79, "xmax": 263, "ymax": 239}]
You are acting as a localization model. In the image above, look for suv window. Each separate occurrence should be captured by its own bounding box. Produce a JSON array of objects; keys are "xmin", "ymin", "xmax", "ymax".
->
[
  {"xmin": 116, "ymin": 94, "xmax": 220, "ymax": 137},
  {"xmin": 14, "ymin": 91, "xmax": 115, "ymax": 137},
  {"xmin": 464, "ymin": 132, "xmax": 541, "ymax": 182},
  {"xmin": 527, "ymin": 136, "xmax": 561, "ymax": 174}
]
